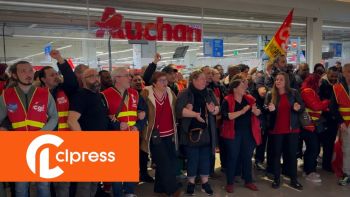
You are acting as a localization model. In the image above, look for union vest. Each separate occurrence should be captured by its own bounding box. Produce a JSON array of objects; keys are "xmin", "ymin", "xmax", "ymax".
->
[
  {"xmin": 3, "ymin": 87, "xmax": 49, "ymax": 131},
  {"xmin": 102, "ymin": 87, "xmax": 138, "ymax": 129}
]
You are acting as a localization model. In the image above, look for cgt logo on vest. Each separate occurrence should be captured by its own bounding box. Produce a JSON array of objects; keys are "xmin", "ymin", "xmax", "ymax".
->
[
  {"xmin": 26, "ymin": 134, "xmax": 116, "ymax": 179},
  {"xmin": 0, "ymin": 132, "xmax": 138, "ymax": 182},
  {"xmin": 96, "ymin": 7, "xmax": 202, "ymax": 42}
]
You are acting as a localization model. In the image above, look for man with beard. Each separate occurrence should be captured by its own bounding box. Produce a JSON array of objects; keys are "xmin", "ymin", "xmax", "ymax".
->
[
  {"xmin": 101, "ymin": 67, "xmax": 146, "ymax": 197},
  {"xmin": 0, "ymin": 61, "xmax": 58, "ymax": 197},
  {"xmin": 319, "ymin": 66, "xmax": 340, "ymax": 172},
  {"xmin": 38, "ymin": 50, "xmax": 79, "ymax": 197},
  {"xmin": 39, "ymin": 50, "xmax": 79, "ymax": 131},
  {"xmin": 258, "ymin": 55, "xmax": 297, "ymax": 89},
  {"xmin": 99, "ymin": 70, "xmax": 113, "ymax": 92},
  {"xmin": 130, "ymin": 73, "xmax": 155, "ymax": 183},
  {"xmin": 67, "ymin": 68, "xmax": 110, "ymax": 197},
  {"xmin": 131, "ymin": 74, "xmax": 144, "ymax": 93}
]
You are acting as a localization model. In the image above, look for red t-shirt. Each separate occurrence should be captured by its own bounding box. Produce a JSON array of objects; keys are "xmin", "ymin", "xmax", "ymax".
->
[
  {"xmin": 271, "ymin": 94, "xmax": 293, "ymax": 134},
  {"xmin": 154, "ymin": 93, "xmax": 174, "ymax": 137}
]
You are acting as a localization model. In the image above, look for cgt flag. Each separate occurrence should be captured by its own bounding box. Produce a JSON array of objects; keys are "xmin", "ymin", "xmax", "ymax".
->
[{"xmin": 264, "ymin": 9, "xmax": 294, "ymax": 60}]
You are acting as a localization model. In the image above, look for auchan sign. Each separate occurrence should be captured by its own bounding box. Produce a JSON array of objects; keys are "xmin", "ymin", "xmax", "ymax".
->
[{"xmin": 96, "ymin": 7, "xmax": 202, "ymax": 42}]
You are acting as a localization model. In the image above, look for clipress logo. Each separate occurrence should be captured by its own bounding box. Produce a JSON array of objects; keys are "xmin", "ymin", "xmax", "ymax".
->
[
  {"xmin": 26, "ymin": 134, "xmax": 64, "ymax": 179},
  {"xmin": 26, "ymin": 134, "xmax": 116, "ymax": 179},
  {"xmin": 0, "ymin": 132, "xmax": 138, "ymax": 182}
]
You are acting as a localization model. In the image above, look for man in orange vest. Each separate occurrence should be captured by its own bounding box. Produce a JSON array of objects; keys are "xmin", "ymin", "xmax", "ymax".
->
[
  {"xmin": 0, "ymin": 61, "xmax": 58, "ymax": 197},
  {"xmin": 332, "ymin": 63, "xmax": 350, "ymax": 186},
  {"xmin": 39, "ymin": 50, "xmax": 79, "ymax": 132},
  {"xmin": 38, "ymin": 50, "xmax": 79, "ymax": 197},
  {"xmin": 101, "ymin": 67, "xmax": 146, "ymax": 197}
]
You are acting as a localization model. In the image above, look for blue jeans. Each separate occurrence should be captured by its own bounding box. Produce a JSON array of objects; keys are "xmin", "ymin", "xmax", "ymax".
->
[
  {"xmin": 15, "ymin": 182, "xmax": 50, "ymax": 197},
  {"xmin": 112, "ymin": 182, "xmax": 136, "ymax": 197},
  {"xmin": 185, "ymin": 146, "xmax": 211, "ymax": 178}
]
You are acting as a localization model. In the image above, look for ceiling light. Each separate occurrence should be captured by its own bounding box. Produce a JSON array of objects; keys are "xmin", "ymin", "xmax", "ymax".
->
[
  {"xmin": 8, "ymin": 45, "xmax": 72, "ymax": 63},
  {"xmin": 13, "ymin": 35, "xmax": 128, "ymax": 42},
  {"xmin": 336, "ymin": 0, "xmax": 350, "ymax": 3},
  {"xmin": 2, "ymin": 1, "xmax": 350, "ymax": 29},
  {"xmin": 96, "ymin": 49, "xmax": 133, "ymax": 57}
]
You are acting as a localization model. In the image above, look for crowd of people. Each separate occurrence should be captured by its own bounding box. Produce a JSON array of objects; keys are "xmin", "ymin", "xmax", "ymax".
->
[{"xmin": 0, "ymin": 50, "xmax": 349, "ymax": 197}]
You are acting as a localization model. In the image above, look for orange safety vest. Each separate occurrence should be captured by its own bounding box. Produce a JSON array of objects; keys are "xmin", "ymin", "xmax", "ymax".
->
[
  {"xmin": 305, "ymin": 108, "xmax": 321, "ymax": 121},
  {"xmin": 176, "ymin": 80, "xmax": 187, "ymax": 92},
  {"xmin": 333, "ymin": 83, "xmax": 350, "ymax": 126},
  {"xmin": 56, "ymin": 89, "xmax": 69, "ymax": 131},
  {"xmin": 3, "ymin": 87, "xmax": 49, "ymax": 131},
  {"xmin": 102, "ymin": 87, "xmax": 138, "ymax": 128}
]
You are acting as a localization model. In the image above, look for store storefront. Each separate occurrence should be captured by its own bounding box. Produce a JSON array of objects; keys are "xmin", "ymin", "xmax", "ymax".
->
[{"xmin": 0, "ymin": 0, "xmax": 349, "ymax": 73}]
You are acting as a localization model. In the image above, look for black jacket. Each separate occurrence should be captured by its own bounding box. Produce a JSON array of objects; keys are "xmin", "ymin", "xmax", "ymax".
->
[
  {"xmin": 51, "ymin": 60, "xmax": 79, "ymax": 100},
  {"xmin": 256, "ymin": 66, "xmax": 298, "ymax": 90},
  {"xmin": 176, "ymin": 87, "xmax": 219, "ymax": 154}
]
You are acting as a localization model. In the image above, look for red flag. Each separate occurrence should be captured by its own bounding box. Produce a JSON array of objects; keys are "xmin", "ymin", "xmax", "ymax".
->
[
  {"xmin": 264, "ymin": 9, "xmax": 294, "ymax": 59},
  {"xmin": 332, "ymin": 138, "xmax": 343, "ymax": 178}
]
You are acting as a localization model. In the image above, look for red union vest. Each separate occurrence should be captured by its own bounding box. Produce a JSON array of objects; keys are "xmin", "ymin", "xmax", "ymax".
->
[
  {"xmin": 221, "ymin": 94, "xmax": 262, "ymax": 145},
  {"xmin": 56, "ymin": 89, "xmax": 69, "ymax": 131},
  {"xmin": 102, "ymin": 87, "xmax": 138, "ymax": 128},
  {"xmin": 333, "ymin": 83, "xmax": 350, "ymax": 126},
  {"xmin": 3, "ymin": 87, "xmax": 49, "ymax": 131},
  {"xmin": 302, "ymin": 88, "xmax": 322, "ymax": 122}
]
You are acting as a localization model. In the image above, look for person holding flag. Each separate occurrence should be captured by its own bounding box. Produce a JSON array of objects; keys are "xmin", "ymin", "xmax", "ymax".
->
[{"xmin": 259, "ymin": 9, "xmax": 298, "ymax": 89}]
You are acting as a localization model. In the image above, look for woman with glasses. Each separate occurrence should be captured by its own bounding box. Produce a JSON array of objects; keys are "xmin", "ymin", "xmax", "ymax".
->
[
  {"xmin": 140, "ymin": 72, "xmax": 182, "ymax": 197},
  {"xmin": 221, "ymin": 75, "xmax": 262, "ymax": 193}
]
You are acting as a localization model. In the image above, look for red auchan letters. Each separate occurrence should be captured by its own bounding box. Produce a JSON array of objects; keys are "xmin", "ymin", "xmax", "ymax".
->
[{"xmin": 96, "ymin": 7, "xmax": 202, "ymax": 42}]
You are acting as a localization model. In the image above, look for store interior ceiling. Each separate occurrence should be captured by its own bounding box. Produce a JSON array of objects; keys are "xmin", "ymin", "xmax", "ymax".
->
[{"xmin": 0, "ymin": 0, "xmax": 350, "ymax": 65}]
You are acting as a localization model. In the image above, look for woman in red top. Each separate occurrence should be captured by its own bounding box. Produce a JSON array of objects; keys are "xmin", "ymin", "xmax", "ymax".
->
[
  {"xmin": 300, "ymin": 74, "xmax": 330, "ymax": 183},
  {"xmin": 265, "ymin": 72, "xmax": 305, "ymax": 190},
  {"xmin": 140, "ymin": 72, "xmax": 182, "ymax": 197}
]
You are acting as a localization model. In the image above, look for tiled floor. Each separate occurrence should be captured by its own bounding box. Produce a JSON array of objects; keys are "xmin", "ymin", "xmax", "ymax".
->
[
  {"xmin": 135, "ymin": 155, "xmax": 350, "ymax": 197},
  {"xmin": 13, "ymin": 155, "xmax": 350, "ymax": 197}
]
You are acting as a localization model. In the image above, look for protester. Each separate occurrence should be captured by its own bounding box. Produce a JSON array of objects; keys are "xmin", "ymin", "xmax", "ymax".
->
[
  {"xmin": 221, "ymin": 75, "xmax": 261, "ymax": 193},
  {"xmin": 100, "ymin": 67, "xmax": 146, "ymax": 197},
  {"xmin": 319, "ymin": 66, "xmax": 340, "ymax": 172},
  {"xmin": 38, "ymin": 50, "xmax": 79, "ymax": 197},
  {"xmin": 99, "ymin": 70, "xmax": 113, "ymax": 91},
  {"xmin": 331, "ymin": 63, "xmax": 350, "ymax": 186},
  {"xmin": 140, "ymin": 72, "xmax": 182, "ymax": 197},
  {"xmin": 295, "ymin": 63, "xmax": 310, "ymax": 89},
  {"xmin": 300, "ymin": 74, "xmax": 330, "ymax": 183},
  {"xmin": 74, "ymin": 64, "xmax": 89, "ymax": 88},
  {"xmin": 0, "ymin": 61, "xmax": 58, "ymax": 197},
  {"xmin": 68, "ymin": 68, "xmax": 111, "ymax": 196},
  {"xmin": 265, "ymin": 72, "xmax": 304, "ymax": 190},
  {"xmin": 176, "ymin": 70, "xmax": 219, "ymax": 196}
]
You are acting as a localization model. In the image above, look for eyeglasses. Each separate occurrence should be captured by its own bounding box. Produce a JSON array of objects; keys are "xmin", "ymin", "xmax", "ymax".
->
[
  {"xmin": 116, "ymin": 74, "xmax": 131, "ymax": 78},
  {"xmin": 85, "ymin": 75, "xmax": 99, "ymax": 79},
  {"xmin": 157, "ymin": 79, "xmax": 168, "ymax": 83}
]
